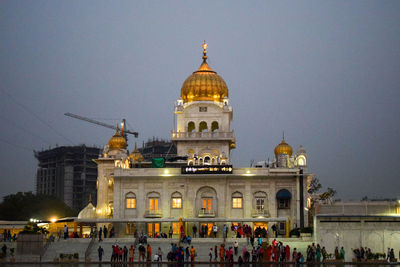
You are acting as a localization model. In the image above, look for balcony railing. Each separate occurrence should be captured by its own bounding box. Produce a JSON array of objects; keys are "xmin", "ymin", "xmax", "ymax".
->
[
  {"xmin": 144, "ymin": 209, "xmax": 162, "ymax": 218},
  {"xmin": 171, "ymin": 131, "xmax": 235, "ymax": 141},
  {"xmin": 251, "ymin": 209, "xmax": 270, "ymax": 218},
  {"xmin": 198, "ymin": 208, "xmax": 215, "ymax": 217}
]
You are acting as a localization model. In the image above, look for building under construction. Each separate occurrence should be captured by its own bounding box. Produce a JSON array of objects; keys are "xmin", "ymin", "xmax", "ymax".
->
[
  {"xmin": 35, "ymin": 145, "xmax": 101, "ymax": 211},
  {"xmin": 138, "ymin": 138, "xmax": 177, "ymax": 161}
]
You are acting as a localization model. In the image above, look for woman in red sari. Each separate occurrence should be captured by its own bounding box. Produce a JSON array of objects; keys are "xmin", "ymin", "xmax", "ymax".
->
[
  {"xmin": 266, "ymin": 245, "xmax": 272, "ymax": 261},
  {"xmin": 273, "ymin": 245, "xmax": 278, "ymax": 262},
  {"xmin": 285, "ymin": 245, "xmax": 290, "ymax": 261}
]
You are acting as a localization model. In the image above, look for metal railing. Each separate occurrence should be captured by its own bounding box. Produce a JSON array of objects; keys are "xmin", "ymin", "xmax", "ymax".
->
[
  {"xmin": 84, "ymin": 235, "xmax": 95, "ymax": 260},
  {"xmin": 144, "ymin": 209, "xmax": 163, "ymax": 217},
  {"xmin": 40, "ymin": 235, "xmax": 54, "ymax": 262},
  {"xmin": 198, "ymin": 208, "xmax": 216, "ymax": 217},
  {"xmin": 171, "ymin": 131, "xmax": 235, "ymax": 140},
  {"xmin": 251, "ymin": 209, "xmax": 270, "ymax": 217}
]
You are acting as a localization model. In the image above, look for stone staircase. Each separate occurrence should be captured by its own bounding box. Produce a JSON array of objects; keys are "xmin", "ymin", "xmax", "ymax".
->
[
  {"xmin": 22, "ymin": 236, "xmax": 311, "ymax": 262},
  {"xmin": 85, "ymin": 237, "xmax": 310, "ymax": 262},
  {"xmin": 41, "ymin": 238, "xmax": 91, "ymax": 261}
]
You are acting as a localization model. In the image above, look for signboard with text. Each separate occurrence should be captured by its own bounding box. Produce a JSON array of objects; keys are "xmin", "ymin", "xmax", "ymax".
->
[{"xmin": 181, "ymin": 165, "xmax": 233, "ymax": 174}]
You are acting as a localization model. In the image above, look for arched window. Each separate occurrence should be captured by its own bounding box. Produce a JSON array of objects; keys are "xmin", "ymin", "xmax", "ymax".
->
[
  {"xmin": 232, "ymin": 191, "xmax": 243, "ymax": 209},
  {"xmin": 199, "ymin": 121, "xmax": 208, "ymax": 132},
  {"xmin": 171, "ymin": 191, "xmax": 182, "ymax": 209},
  {"xmin": 204, "ymin": 156, "xmax": 211, "ymax": 165},
  {"xmin": 125, "ymin": 192, "xmax": 136, "ymax": 209},
  {"xmin": 297, "ymin": 155, "xmax": 306, "ymax": 166},
  {"xmin": 196, "ymin": 186, "xmax": 218, "ymax": 217},
  {"xmin": 254, "ymin": 191, "xmax": 267, "ymax": 211},
  {"xmin": 188, "ymin": 121, "xmax": 195, "ymax": 132},
  {"xmin": 147, "ymin": 192, "xmax": 161, "ymax": 211},
  {"xmin": 276, "ymin": 189, "xmax": 291, "ymax": 209},
  {"xmin": 211, "ymin": 121, "xmax": 219, "ymax": 132}
]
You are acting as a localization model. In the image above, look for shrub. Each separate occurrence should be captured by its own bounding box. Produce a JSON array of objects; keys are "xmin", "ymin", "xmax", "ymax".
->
[{"xmin": 289, "ymin": 228, "xmax": 300, "ymax": 237}]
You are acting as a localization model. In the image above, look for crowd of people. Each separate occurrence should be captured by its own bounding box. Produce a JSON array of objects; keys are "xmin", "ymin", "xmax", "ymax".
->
[
  {"xmin": 166, "ymin": 243, "xmax": 196, "ymax": 264},
  {"xmin": 1, "ymin": 230, "xmax": 16, "ymax": 242},
  {"xmin": 353, "ymin": 246, "xmax": 398, "ymax": 262},
  {"xmin": 98, "ymin": 241, "xmax": 197, "ymax": 265}
]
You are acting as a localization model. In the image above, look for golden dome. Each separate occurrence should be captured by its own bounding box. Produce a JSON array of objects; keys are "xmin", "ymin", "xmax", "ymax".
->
[
  {"xmin": 129, "ymin": 143, "xmax": 144, "ymax": 162},
  {"xmin": 108, "ymin": 129, "xmax": 127, "ymax": 150},
  {"xmin": 274, "ymin": 139, "xmax": 293, "ymax": 157},
  {"xmin": 181, "ymin": 42, "xmax": 228, "ymax": 103}
]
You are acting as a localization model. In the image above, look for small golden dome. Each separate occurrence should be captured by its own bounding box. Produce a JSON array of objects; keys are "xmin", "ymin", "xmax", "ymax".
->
[
  {"xmin": 108, "ymin": 129, "xmax": 127, "ymax": 150},
  {"xmin": 129, "ymin": 143, "xmax": 144, "ymax": 162},
  {"xmin": 274, "ymin": 139, "xmax": 293, "ymax": 157},
  {"xmin": 181, "ymin": 42, "xmax": 228, "ymax": 103}
]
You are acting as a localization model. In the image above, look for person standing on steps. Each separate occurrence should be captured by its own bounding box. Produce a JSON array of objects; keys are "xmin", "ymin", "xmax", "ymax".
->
[
  {"xmin": 192, "ymin": 224, "xmax": 197, "ymax": 238},
  {"xmin": 234, "ymin": 241, "xmax": 239, "ymax": 255},
  {"xmin": 146, "ymin": 243, "xmax": 152, "ymax": 262},
  {"xmin": 169, "ymin": 226, "xmax": 173, "ymax": 238},
  {"xmin": 213, "ymin": 224, "xmax": 218, "ymax": 238},
  {"xmin": 97, "ymin": 245, "xmax": 104, "ymax": 261},
  {"xmin": 129, "ymin": 245, "xmax": 135, "ymax": 262},
  {"xmin": 123, "ymin": 245, "xmax": 128, "ymax": 262},
  {"xmin": 223, "ymin": 224, "xmax": 228, "ymax": 238},
  {"xmin": 98, "ymin": 227, "xmax": 102, "ymax": 242},
  {"xmin": 157, "ymin": 247, "xmax": 163, "ymax": 262},
  {"xmin": 63, "ymin": 224, "xmax": 68, "ymax": 239},
  {"xmin": 103, "ymin": 225, "xmax": 108, "ymax": 239},
  {"xmin": 190, "ymin": 245, "xmax": 196, "ymax": 264}
]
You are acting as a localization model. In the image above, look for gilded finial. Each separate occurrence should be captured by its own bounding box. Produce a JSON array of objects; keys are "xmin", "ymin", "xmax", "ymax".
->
[
  {"xmin": 202, "ymin": 40, "xmax": 208, "ymax": 61},
  {"xmin": 89, "ymin": 194, "xmax": 92, "ymax": 203},
  {"xmin": 282, "ymin": 131, "xmax": 285, "ymax": 141},
  {"xmin": 134, "ymin": 142, "xmax": 137, "ymax": 151}
]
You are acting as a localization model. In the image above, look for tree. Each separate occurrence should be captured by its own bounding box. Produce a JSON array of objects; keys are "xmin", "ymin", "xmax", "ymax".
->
[
  {"xmin": 307, "ymin": 177, "xmax": 322, "ymax": 194},
  {"xmin": 0, "ymin": 191, "xmax": 76, "ymax": 221},
  {"xmin": 307, "ymin": 177, "xmax": 336, "ymax": 226}
]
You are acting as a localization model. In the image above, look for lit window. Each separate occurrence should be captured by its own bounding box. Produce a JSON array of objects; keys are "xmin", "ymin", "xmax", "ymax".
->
[
  {"xmin": 172, "ymin": 222, "xmax": 179, "ymax": 234},
  {"xmin": 232, "ymin": 197, "xmax": 243, "ymax": 209},
  {"xmin": 126, "ymin": 223, "xmax": 135, "ymax": 234},
  {"xmin": 172, "ymin": 198, "xmax": 182, "ymax": 208},
  {"xmin": 150, "ymin": 198, "xmax": 159, "ymax": 211},
  {"xmin": 202, "ymin": 198, "xmax": 212, "ymax": 210},
  {"xmin": 126, "ymin": 198, "xmax": 136, "ymax": 209}
]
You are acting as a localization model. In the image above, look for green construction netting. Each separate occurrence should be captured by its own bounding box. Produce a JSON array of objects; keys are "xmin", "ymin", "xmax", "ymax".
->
[{"xmin": 152, "ymin": 158, "xmax": 165, "ymax": 168}]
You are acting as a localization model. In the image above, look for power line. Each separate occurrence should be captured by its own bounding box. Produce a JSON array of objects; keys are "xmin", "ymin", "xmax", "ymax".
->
[
  {"xmin": 0, "ymin": 137, "xmax": 33, "ymax": 152},
  {"xmin": 0, "ymin": 89, "xmax": 75, "ymax": 145},
  {"xmin": 0, "ymin": 114, "xmax": 51, "ymax": 145}
]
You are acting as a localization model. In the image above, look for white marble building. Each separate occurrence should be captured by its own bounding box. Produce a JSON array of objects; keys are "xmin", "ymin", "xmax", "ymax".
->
[{"xmin": 82, "ymin": 43, "xmax": 312, "ymax": 238}]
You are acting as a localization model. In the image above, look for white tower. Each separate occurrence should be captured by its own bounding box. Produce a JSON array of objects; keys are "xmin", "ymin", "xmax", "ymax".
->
[{"xmin": 172, "ymin": 42, "xmax": 235, "ymax": 165}]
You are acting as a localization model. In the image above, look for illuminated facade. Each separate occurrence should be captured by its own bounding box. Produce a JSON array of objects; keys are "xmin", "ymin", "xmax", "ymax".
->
[{"xmin": 80, "ymin": 43, "xmax": 313, "ymax": 237}]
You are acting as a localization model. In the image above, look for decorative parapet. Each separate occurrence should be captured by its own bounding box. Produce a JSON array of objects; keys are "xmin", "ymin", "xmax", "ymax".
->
[
  {"xmin": 171, "ymin": 131, "xmax": 235, "ymax": 141},
  {"xmin": 144, "ymin": 209, "xmax": 162, "ymax": 218},
  {"xmin": 251, "ymin": 209, "xmax": 270, "ymax": 218},
  {"xmin": 198, "ymin": 209, "xmax": 216, "ymax": 218}
]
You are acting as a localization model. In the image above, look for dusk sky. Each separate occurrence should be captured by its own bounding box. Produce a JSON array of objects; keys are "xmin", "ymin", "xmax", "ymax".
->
[{"xmin": 0, "ymin": 1, "xmax": 399, "ymax": 201}]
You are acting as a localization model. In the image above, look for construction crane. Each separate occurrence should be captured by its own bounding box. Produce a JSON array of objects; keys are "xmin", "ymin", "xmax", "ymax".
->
[{"xmin": 64, "ymin": 112, "xmax": 138, "ymax": 140}]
